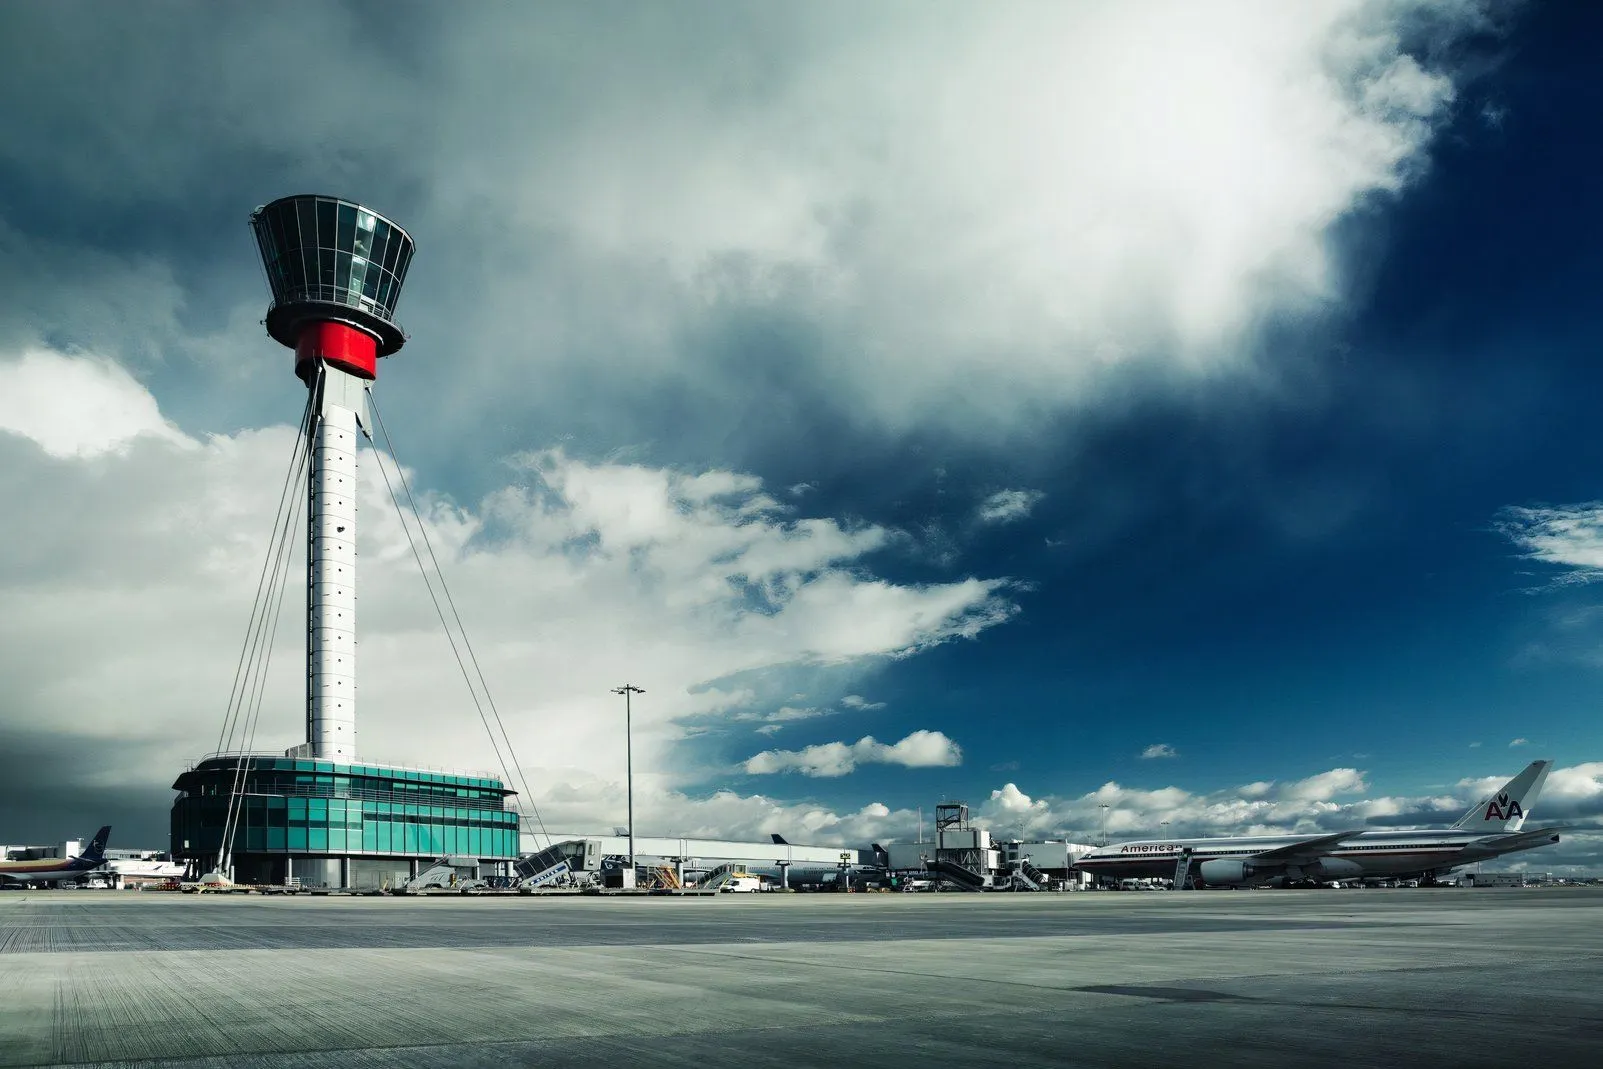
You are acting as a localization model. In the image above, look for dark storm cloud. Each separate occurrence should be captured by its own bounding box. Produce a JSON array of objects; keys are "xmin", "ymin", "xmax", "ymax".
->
[
  {"xmin": 0, "ymin": 0, "xmax": 1499, "ymax": 467},
  {"xmin": 0, "ymin": 727, "xmax": 174, "ymax": 846}
]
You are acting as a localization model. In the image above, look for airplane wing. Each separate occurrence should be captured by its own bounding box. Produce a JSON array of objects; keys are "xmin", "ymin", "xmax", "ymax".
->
[{"xmin": 1241, "ymin": 830, "xmax": 1364, "ymax": 862}]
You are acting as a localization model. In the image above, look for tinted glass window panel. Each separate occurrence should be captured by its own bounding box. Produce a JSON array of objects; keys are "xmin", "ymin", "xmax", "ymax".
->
[
  {"xmin": 393, "ymin": 243, "xmax": 414, "ymax": 292},
  {"xmin": 275, "ymin": 253, "xmax": 298, "ymax": 294},
  {"xmin": 382, "ymin": 230, "xmax": 401, "ymax": 273},
  {"xmin": 368, "ymin": 225, "xmax": 390, "ymax": 274},
  {"xmin": 263, "ymin": 210, "xmax": 287, "ymax": 268},
  {"xmin": 298, "ymin": 200, "xmax": 318, "ymax": 250},
  {"xmin": 275, "ymin": 202, "xmax": 299, "ymax": 254},
  {"xmin": 316, "ymin": 199, "xmax": 336, "ymax": 249},
  {"xmin": 336, "ymin": 203, "xmax": 356, "ymax": 252}
]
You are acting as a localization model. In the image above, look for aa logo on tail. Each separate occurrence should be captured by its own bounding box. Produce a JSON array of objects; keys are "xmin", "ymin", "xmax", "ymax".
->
[{"xmin": 1485, "ymin": 792, "xmax": 1523, "ymax": 822}]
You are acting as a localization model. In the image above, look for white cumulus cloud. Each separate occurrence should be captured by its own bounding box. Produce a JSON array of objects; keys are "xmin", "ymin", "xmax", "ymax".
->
[
  {"xmin": 743, "ymin": 729, "xmax": 963, "ymax": 778},
  {"xmin": 0, "ymin": 349, "xmax": 191, "ymax": 458},
  {"xmin": 0, "ymin": 349, "xmax": 1010, "ymax": 829},
  {"xmin": 1140, "ymin": 743, "xmax": 1179, "ymax": 760}
]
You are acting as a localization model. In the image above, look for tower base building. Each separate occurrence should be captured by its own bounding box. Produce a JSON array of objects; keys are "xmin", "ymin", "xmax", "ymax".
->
[{"xmin": 172, "ymin": 755, "xmax": 519, "ymax": 889}]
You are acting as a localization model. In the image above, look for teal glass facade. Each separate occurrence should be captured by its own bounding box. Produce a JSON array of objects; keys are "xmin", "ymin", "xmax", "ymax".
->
[{"xmin": 171, "ymin": 757, "xmax": 519, "ymax": 870}]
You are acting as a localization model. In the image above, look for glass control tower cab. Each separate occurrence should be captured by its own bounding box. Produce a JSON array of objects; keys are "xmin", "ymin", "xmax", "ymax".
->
[{"xmin": 250, "ymin": 195, "xmax": 416, "ymax": 762}]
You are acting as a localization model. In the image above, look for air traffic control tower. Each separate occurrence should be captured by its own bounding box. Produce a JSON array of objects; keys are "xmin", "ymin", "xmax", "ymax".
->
[{"xmin": 170, "ymin": 196, "xmax": 519, "ymax": 888}]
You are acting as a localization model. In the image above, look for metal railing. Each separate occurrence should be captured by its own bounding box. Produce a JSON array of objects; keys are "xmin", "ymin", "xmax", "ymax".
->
[{"xmin": 184, "ymin": 752, "xmax": 504, "ymax": 783}]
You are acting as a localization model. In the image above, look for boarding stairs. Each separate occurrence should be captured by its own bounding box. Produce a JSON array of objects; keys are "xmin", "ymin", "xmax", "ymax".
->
[
  {"xmin": 648, "ymin": 865, "xmax": 681, "ymax": 890},
  {"xmin": 927, "ymin": 858, "xmax": 988, "ymax": 891},
  {"xmin": 696, "ymin": 863, "xmax": 746, "ymax": 891},
  {"xmin": 514, "ymin": 845, "xmax": 575, "ymax": 890},
  {"xmin": 1172, "ymin": 847, "xmax": 1195, "ymax": 891},
  {"xmin": 1011, "ymin": 860, "xmax": 1048, "ymax": 891},
  {"xmin": 400, "ymin": 855, "xmax": 478, "ymax": 894}
]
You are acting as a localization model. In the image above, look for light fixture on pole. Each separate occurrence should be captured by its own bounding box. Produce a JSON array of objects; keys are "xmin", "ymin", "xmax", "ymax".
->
[
  {"xmin": 1161, "ymin": 820, "xmax": 1170, "ymax": 840},
  {"xmin": 611, "ymin": 684, "xmax": 644, "ymax": 878},
  {"xmin": 1099, "ymin": 804, "xmax": 1111, "ymax": 847}
]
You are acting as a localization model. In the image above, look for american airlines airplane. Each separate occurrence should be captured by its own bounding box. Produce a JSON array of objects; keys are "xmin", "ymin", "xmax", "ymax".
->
[
  {"xmin": 0, "ymin": 826, "xmax": 112, "ymax": 886},
  {"xmin": 1073, "ymin": 761, "xmax": 1558, "ymax": 888}
]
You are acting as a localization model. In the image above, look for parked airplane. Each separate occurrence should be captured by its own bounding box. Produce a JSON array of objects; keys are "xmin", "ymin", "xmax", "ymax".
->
[
  {"xmin": 1073, "ymin": 760, "xmax": 1557, "ymax": 888},
  {"xmin": 752, "ymin": 835, "xmax": 888, "ymax": 889},
  {"xmin": 0, "ymin": 826, "xmax": 112, "ymax": 886}
]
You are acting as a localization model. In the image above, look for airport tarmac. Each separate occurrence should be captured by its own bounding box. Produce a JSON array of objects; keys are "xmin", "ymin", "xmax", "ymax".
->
[{"xmin": 1, "ymin": 888, "xmax": 1599, "ymax": 1068}]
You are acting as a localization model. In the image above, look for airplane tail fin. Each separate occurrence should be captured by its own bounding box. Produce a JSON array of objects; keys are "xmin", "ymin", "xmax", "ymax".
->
[
  {"xmin": 80, "ymin": 826, "xmax": 112, "ymax": 861},
  {"xmin": 770, "ymin": 833, "xmax": 789, "ymax": 845},
  {"xmin": 1452, "ymin": 761, "xmax": 1552, "ymax": 832}
]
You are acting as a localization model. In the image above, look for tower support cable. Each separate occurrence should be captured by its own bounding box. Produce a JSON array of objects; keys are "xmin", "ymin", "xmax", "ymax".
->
[
  {"xmin": 367, "ymin": 391, "xmax": 552, "ymax": 846},
  {"xmin": 214, "ymin": 377, "xmax": 318, "ymax": 876}
]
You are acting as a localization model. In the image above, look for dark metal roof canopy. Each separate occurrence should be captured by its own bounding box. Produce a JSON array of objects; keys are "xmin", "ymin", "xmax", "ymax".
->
[{"xmin": 250, "ymin": 194, "xmax": 415, "ymax": 356}]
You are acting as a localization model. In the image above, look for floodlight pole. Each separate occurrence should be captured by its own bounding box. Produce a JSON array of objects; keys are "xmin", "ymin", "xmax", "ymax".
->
[
  {"xmin": 612, "ymin": 684, "xmax": 645, "ymax": 874},
  {"xmin": 1099, "ymin": 804, "xmax": 1111, "ymax": 847}
]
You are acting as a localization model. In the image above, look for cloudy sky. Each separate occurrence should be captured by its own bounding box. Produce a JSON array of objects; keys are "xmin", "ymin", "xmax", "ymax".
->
[{"xmin": 2, "ymin": 0, "xmax": 1601, "ymax": 872}]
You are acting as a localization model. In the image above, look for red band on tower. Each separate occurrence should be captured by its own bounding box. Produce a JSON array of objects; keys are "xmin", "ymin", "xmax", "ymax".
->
[{"xmin": 295, "ymin": 321, "xmax": 379, "ymax": 382}]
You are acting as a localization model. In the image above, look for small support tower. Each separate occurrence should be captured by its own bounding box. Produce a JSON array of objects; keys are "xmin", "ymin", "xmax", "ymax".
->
[
  {"xmin": 931, "ymin": 802, "xmax": 998, "ymax": 889},
  {"xmin": 250, "ymin": 195, "xmax": 416, "ymax": 761}
]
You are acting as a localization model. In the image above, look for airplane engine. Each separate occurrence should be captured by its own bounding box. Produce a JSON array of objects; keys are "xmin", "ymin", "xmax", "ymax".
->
[
  {"xmin": 1197, "ymin": 859, "xmax": 1260, "ymax": 886},
  {"xmin": 1313, "ymin": 857, "xmax": 1363, "ymax": 879}
]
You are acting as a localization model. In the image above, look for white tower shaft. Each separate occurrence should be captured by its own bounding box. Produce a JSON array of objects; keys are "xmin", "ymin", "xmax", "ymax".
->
[{"xmin": 307, "ymin": 366, "xmax": 369, "ymax": 761}]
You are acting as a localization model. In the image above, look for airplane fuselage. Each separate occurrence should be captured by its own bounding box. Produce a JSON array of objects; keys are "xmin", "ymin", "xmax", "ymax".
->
[{"xmin": 1074, "ymin": 827, "xmax": 1558, "ymax": 884}]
